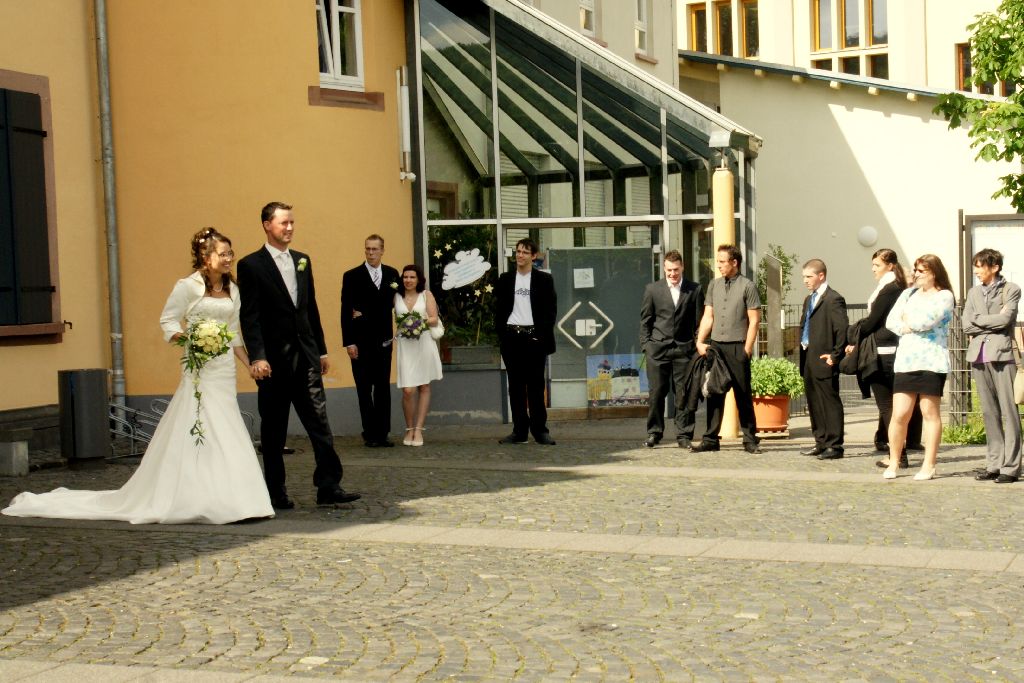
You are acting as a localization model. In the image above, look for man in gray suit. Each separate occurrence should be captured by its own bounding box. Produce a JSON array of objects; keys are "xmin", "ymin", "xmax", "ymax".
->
[
  {"xmin": 639, "ymin": 250, "xmax": 704, "ymax": 448},
  {"xmin": 964, "ymin": 248, "xmax": 1022, "ymax": 483}
]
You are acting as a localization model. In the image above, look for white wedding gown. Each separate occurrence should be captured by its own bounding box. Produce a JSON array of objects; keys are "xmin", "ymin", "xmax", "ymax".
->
[{"xmin": 2, "ymin": 296, "xmax": 274, "ymax": 524}]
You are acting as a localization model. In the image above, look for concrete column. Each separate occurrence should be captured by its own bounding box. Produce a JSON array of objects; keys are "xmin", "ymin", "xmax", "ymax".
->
[{"xmin": 712, "ymin": 161, "xmax": 739, "ymax": 439}]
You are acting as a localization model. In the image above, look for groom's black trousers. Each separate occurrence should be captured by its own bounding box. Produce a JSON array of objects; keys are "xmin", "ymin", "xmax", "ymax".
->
[{"xmin": 257, "ymin": 352, "xmax": 342, "ymax": 497}]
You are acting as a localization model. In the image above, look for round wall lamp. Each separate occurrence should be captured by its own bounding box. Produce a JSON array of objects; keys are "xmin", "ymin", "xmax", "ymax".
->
[{"xmin": 857, "ymin": 225, "xmax": 878, "ymax": 247}]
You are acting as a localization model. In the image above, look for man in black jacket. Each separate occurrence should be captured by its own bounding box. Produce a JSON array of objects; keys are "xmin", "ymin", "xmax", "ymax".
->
[
  {"xmin": 495, "ymin": 238, "xmax": 557, "ymax": 445},
  {"xmin": 238, "ymin": 202, "xmax": 359, "ymax": 509},
  {"xmin": 639, "ymin": 250, "xmax": 704, "ymax": 448},
  {"xmin": 799, "ymin": 259, "xmax": 848, "ymax": 460},
  {"xmin": 341, "ymin": 235, "xmax": 400, "ymax": 447}
]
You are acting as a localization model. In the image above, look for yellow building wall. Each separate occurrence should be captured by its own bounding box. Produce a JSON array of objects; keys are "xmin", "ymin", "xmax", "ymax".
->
[
  {"xmin": 0, "ymin": 1, "xmax": 108, "ymax": 411},
  {"xmin": 106, "ymin": 0, "xmax": 412, "ymax": 397}
]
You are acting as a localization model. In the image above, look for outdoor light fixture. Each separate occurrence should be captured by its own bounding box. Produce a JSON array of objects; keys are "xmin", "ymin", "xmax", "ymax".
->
[
  {"xmin": 857, "ymin": 225, "xmax": 878, "ymax": 247},
  {"xmin": 397, "ymin": 66, "xmax": 416, "ymax": 182}
]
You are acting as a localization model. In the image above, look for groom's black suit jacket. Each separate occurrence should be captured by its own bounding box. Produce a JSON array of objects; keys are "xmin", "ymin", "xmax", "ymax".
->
[{"xmin": 237, "ymin": 247, "xmax": 328, "ymax": 370}]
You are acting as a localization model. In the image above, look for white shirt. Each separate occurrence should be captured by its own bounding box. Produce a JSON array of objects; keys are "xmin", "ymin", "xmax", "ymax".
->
[
  {"xmin": 507, "ymin": 271, "xmax": 534, "ymax": 326},
  {"xmin": 265, "ymin": 243, "xmax": 297, "ymax": 306},
  {"xmin": 668, "ymin": 281, "xmax": 680, "ymax": 307}
]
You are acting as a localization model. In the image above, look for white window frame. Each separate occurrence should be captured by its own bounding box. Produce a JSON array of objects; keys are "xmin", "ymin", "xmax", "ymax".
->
[
  {"xmin": 580, "ymin": 0, "xmax": 596, "ymax": 37},
  {"xmin": 634, "ymin": 0, "xmax": 649, "ymax": 53},
  {"xmin": 317, "ymin": 0, "xmax": 364, "ymax": 91}
]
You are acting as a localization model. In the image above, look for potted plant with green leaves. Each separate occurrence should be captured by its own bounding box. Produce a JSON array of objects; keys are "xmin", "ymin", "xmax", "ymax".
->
[{"xmin": 749, "ymin": 356, "xmax": 805, "ymax": 432}]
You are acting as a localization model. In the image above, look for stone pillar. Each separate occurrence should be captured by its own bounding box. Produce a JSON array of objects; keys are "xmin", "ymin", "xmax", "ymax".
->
[
  {"xmin": 712, "ymin": 160, "xmax": 739, "ymax": 439},
  {"xmin": 0, "ymin": 428, "xmax": 31, "ymax": 477}
]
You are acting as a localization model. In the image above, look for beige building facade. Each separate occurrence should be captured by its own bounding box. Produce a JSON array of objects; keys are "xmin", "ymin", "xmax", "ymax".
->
[
  {"xmin": 0, "ymin": 2, "xmax": 108, "ymax": 416},
  {"xmin": 676, "ymin": 0, "xmax": 1021, "ymax": 301}
]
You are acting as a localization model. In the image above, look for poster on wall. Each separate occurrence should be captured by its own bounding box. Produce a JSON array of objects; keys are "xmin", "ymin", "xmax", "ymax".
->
[{"xmin": 586, "ymin": 353, "xmax": 647, "ymax": 407}]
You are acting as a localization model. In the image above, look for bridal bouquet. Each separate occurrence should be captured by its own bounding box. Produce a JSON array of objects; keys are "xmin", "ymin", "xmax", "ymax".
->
[
  {"xmin": 175, "ymin": 318, "xmax": 234, "ymax": 445},
  {"xmin": 396, "ymin": 311, "xmax": 427, "ymax": 339}
]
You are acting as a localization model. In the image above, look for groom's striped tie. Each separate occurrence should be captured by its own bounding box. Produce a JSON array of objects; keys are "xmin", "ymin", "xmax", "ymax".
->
[{"xmin": 372, "ymin": 268, "xmax": 381, "ymax": 288}]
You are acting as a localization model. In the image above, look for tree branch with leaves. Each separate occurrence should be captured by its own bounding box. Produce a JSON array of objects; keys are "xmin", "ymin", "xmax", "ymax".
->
[{"xmin": 933, "ymin": 0, "xmax": 1024, "ymax": 211}]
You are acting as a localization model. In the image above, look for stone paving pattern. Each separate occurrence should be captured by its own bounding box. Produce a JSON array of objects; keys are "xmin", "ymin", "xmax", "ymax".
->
[{"xmin": 2, "ymin": 407, "xmax": 1024, "ymax": 681}]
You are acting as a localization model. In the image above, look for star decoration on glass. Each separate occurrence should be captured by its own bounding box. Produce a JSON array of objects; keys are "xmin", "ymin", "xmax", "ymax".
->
[
  {"xmin": 484, "ymin": 284, "xmax": 493, "ymax": 293},
  {"xmin": 445, "ymin": 242, "xmax": 453, "ymax": 251},
  {"xmin": 433, "ymin": 249, "xmax": 442, "ymax": 258},
  {"xmin": 474, "ymin": 289, "xmax": 481, "ymax": 297}
]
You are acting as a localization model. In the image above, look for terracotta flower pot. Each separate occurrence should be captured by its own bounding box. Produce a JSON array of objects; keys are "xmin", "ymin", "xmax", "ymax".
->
[{"xmin": 753, "ymin": 395, "xmax": 790, "ymax": 432}]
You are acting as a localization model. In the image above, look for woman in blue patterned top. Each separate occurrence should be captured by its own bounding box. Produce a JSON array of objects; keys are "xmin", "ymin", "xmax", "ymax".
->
[{"xmin": 882, "ymin": 254, "xmax": 955, "ymax": 481}]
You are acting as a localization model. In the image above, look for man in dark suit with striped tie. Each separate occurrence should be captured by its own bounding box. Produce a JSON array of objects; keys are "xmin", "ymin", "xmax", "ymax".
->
[
  {"xmin": 639, "ymin": 250, "xmax": 704, "ymax": 448},
  {"xmin": 341, "ymin": 235, "xmax": 400, "ymax": 447}
]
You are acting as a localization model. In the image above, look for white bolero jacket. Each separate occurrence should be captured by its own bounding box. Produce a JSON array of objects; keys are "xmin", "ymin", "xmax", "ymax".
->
[{"xmin": 159, "ymin": 271, "xmax": 243, "ymax": 347}]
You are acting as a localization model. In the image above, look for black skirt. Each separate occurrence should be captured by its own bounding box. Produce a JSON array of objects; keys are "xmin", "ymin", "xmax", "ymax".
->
[{"xmin": 893, "ymin": 370, "xmax": 946, "ymax": 397}]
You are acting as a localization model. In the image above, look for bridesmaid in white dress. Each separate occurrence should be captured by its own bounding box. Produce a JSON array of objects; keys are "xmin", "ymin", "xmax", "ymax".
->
[
  {"xmin": 2, "ymin": 228, "xmax": 273, "ymax": 524},
  {"xmin": 394, "ymin": 264, "xmax": 443, "ymax": 446}
]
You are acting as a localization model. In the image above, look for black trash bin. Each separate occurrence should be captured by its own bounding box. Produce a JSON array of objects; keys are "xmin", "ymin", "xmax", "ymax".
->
[{"xmin": 58, "ymin": 369, "xmax": 109, "ymax": 461}]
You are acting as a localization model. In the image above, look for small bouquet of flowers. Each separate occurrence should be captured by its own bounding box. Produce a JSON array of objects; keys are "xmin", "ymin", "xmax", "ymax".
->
[
  {"xmin": 175, "ymin": 318, "xmax": 234, "ymax": 445},
  {"xmin": 396, "ymin": 311, "xmax": 427, "ymax": 340}
]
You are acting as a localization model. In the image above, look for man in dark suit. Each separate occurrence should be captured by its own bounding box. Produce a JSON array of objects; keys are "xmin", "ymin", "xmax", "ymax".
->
[
  {"xmin": 799, "ymin": 258, "xmax": 848, "ymax": 460},
  {"xmin": 341, "ymin": 234, "xmax": 399, "ymax": 447},
  {"xmin": 639, "ymin": 250, "xmax": 704, "ymax": 448},
  {"xmin": 495, "ymin": 238, "xmax": 557, "ymax": 445},
  {"xmin": 238, "ymin": 201, "xmax": 359, "ymax": 509}
]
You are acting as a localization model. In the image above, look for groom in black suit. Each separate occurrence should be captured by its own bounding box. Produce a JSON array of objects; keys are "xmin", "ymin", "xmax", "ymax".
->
[
  {"xmin": 639, "ymin": 249, "xmax": 704, "ymax": 448},
  {"xmin": 237, "ymin": 201, "xmax": 359, "ymax": 509},
  {"xmin": 341, "ymin": 234, "xmax": 400, "ymax": 447}
]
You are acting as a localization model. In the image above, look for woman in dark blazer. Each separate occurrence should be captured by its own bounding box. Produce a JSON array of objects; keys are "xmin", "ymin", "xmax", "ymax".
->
[{"xmin": 845, "ymin": 248, "xmax": 921, "ymax": 468}]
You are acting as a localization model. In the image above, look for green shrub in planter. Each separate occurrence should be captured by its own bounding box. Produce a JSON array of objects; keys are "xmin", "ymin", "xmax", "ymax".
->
[{"xmin": 749, "ymin": 357, "xmax": 805, "ymax": 398}]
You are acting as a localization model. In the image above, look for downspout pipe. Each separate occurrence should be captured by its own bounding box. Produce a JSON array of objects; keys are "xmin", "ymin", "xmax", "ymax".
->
[{"xmin": 94, "ymin": 0, "xmax": 125, "ymax": 407}]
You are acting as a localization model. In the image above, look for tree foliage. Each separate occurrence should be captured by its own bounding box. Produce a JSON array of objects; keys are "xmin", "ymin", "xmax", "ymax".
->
[{"xmin": 933, "ymin": 0, "xmax": 1024, "ymax": 211}]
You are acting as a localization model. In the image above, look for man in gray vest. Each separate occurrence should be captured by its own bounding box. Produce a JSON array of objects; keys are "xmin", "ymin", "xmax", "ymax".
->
[{"xmin": 693, "ymin": 244, "xmax": 762, "ymax": 454}]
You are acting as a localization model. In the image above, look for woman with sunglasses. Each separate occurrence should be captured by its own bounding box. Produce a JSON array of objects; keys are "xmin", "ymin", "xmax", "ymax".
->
[{"xmin": 882, "ymin": 254, "xmax": 955, "ymax": 481}]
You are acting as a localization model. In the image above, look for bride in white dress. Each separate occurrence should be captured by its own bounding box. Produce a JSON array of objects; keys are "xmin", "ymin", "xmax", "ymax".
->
[
  {"xmin": 394, "ymin": 264, "xmax": 443, "ymax": 446},
  {"xmin": 2, "ymin": 228, "xmax": 273, "ymax": 524}
]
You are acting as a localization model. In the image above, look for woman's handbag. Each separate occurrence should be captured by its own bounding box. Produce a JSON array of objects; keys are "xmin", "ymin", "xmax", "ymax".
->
[{"xmin": 429, "ymin": 315, "xmax": 445, "ymax": 341}]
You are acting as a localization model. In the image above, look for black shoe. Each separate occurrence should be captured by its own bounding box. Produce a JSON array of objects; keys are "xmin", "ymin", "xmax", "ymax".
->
[
  {"xmin": 270, "ymin": 496, "xmax": 295, "ymax": 510},
  {"xmin": 690, "ymin": 441, "xmax": 720, "ymax": 453},
  {"xmin": 317, "ymin": 487, "xmax": 362, "ymax": 505},
  {"xmin": 364, "ymin": 439, "xmax": 396, "ymax": 448},
  {"xmin": 906, "ymin": 443, "xmax": 925, "ymax": 451},
  {"xmin": 817, "ymin": 448, "xmax": 844, "ymax": 460},
  {"xmin": 995, "ymin": 474, "xmax": 1019, "ymax": 484},
  {"xmin": 534, "ymin": 433, "xmax": 557, "ymax": 445},
  {"xmin": 874, "ymin": 442, "xmax": 889, "ymax": 453},
  {"xmin": 743, "ymin": 443, "xmax": 762, "ymax": 454},
  {"xmin": 677, "ymin": 437, "xmax": 692, "ymax": 449},
  {"xmin": 975, "ymin": 470, "xmax": 1000, "ymax": 481},
  {"xmin": 801, "ymin": 446, "xmax": 824, "ymax": 456},
  {"xmin": 643, "ymin": 434, "xmax": 662, "ymax": 448},
  {"xmin": 282, "ymin": 446, "xmax": 296, "ymax": 455},
  {"xmin": 499, "ymin": 433, "xmax": 528, "ymax": 444}
]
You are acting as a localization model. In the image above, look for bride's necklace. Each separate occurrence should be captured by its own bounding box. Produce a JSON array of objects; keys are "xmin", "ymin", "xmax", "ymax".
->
[{"xmin": 403, "ymin": 292, "xmax": 417, "ymax": 306}]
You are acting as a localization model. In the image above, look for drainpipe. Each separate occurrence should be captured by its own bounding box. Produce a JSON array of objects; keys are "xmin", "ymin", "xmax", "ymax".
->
[{"xmin": 94, "ymin": 0, "xmax": 125, "ymax": 407}]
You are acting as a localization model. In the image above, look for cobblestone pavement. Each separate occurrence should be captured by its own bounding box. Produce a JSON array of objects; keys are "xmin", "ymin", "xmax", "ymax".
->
[{"xmin": 2, "ymin": 407, "xmax": 1024, "ymax": 681}]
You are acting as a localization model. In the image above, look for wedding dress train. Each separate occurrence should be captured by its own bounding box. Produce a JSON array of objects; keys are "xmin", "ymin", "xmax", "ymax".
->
[{"xmin": 2, "ymin": 296, "xmax": 273, "ymax": 524}]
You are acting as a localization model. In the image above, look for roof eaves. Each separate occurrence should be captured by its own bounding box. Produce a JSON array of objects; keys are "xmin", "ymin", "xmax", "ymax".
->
[{"xmin": 483, "ymin": 0, "xmax": 763, "ymax": 154}]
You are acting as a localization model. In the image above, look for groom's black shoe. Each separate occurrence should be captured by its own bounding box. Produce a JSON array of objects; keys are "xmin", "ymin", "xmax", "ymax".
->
[
  {"xmin": 364, "ymin": 439, "xmax": 395, "ymax": 448},
  {"xmin": 270, "ymin": 496, "xmax": 295, "ymax": 510},
  {"xmin": 317, "ymin": 486, "xmax": 361, "ymax": 505}
]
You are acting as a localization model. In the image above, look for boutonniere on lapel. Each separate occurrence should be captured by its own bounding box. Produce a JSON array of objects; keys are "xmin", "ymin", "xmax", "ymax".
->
[
  {"xmin": 389, "ymin": 280, "xmax": 399, "ymax": 291},
  {"xmin": 296, "ymin": 257, "xmax": 308, "ymax": 272}
]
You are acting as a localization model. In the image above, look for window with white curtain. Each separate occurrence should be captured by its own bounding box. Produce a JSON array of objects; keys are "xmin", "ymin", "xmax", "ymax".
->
[{"xmin": 316, "ymin": 0, "xmax": 364, "ymax": 90}]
